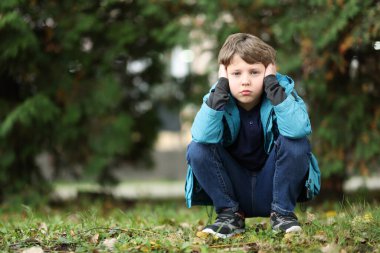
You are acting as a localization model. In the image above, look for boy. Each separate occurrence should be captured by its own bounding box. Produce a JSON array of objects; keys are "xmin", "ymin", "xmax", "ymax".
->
[{"xmin": 185, "ymin": 33, "xmax": 316, "ymax": 238}]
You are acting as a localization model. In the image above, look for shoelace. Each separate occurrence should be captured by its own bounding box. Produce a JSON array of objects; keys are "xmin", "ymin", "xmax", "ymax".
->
[
  {"xmin": 279, "ymin": 215, "xmax": 298, "ymax": 223},
  {"xmin": 215, "ymin": 213, "xmax": 235, "ymax": 223},
  {"xmin": 276, "ymin": 213, "xmax": 298, "ymax": 223}
]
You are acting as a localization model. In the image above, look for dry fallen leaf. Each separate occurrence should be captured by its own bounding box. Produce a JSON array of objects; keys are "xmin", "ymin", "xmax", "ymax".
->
[
  {"xmin": 306, "ymin": 212, "xmax": 316, "ymax": 224},
  {"xmin": 38, "ymin": 222, "xmax": 48, "ymax": 234},
  {"xmin": 232, "ymin": 234, "xmax": 244, "ymax": 239},
  {"xmin": 313, "ymin": 231, "xmax": 328, "ymax": 243},
  {"xmin": 325, "ymin": 210, "xmax": 337, "ymax": 218},
  {"xmin": 363, "ymin": 213, "xmax": 373, "ymax": 223},
  {"xmin": 282, "ymin": 232, "xmax": 296, "ymax": 243},
  {"xmin": 321, "ymin": 243, "xmax": 339, "ymax": 253},
  {"xmin": 255, "ymin": 222, "xmax": 267, "ymax": 232},
  {"xmin": 196, "ymin": 231, "xmax": 210, "ymax": 239},
  {"xmin": 179, "ymin": 222, "xmax": 191, "ymax": 229},
  {"xmin": 195, "ymin": 231, "xmax": 219, "ymax": 243},
  {"xmin": 21, "ymin": 247, "xmax": 44, "ymax": 253},
  {"xmin": 90, "ymin": 233, "xmax": 99, "ymax": 244},
  {"xmin": 192, "ymin": 236, "xmax": 206, "ymax": 245},
  {"xmin": 103, "ymin": 238, "xmax": 117, "ymax": 250}
]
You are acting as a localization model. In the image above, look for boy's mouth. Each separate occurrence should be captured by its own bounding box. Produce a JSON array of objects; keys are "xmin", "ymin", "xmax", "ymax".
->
[{"xmin": 240, "ymin": 90, "xmax": 252, "ymax": 95}]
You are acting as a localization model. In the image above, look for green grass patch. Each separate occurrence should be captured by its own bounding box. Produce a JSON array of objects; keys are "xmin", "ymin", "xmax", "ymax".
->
[{"xmin": 0, "ymin": 199, "xmax": 379, "ymax": 252}]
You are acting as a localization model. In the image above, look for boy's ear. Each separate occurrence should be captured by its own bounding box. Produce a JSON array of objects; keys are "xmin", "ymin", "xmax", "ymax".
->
[
  {"xmin": 218, "ymin": 64, "xmax": 228, "ymax": 78},
  {"xmin": 264, "ymin": 63, "xmax": 277, "ymax": 77}
]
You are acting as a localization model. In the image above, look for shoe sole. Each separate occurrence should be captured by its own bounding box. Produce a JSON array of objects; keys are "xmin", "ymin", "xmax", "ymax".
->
[
  {"xmin": 272, "ymin": 225, "xmax": 302, "ymax": 233},
  {"xmin": 201, "ymin": 228, "xmax": 246, "ymax": 239},
  {"xmin": 285, "ymin": 226, "xmax": 302, "ymax": 233}
]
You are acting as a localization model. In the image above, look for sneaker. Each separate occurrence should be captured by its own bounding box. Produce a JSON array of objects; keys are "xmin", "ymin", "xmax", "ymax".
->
[
  {"xmin": 201, "ymin": 209, "xmax": 245, "ymax": 238},
  {"xmin": 270, "ymin": 211, "xmax": 302, "ymax": 233}
]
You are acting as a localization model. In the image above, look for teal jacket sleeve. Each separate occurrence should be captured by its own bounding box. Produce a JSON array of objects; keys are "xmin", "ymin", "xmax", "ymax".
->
[
  {"xmin": 191, "ymin": 93, "xmax": 225, "ymax": 143},
  {"xmin": 274, "ymin": 74, "xmax": 312, "ymax": 138}
]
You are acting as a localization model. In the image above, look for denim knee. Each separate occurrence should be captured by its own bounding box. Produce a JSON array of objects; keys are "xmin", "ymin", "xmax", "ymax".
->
[
  {"xmin": 187, "ymin": 141, "xmax": 216, "ymax": 166},
  {"xmin": 276, "ymin": 135, "xmax": 310, "ymax": 159}
]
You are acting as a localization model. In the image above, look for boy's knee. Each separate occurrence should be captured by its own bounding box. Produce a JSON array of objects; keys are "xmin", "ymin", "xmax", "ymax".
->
[
  {"xmin": 277, "ymin": 135, "xmax": 310, "ymax": 159},
  {"xmin": 187, "ymin": 141, "xmax": 216, "ymax": 164}
]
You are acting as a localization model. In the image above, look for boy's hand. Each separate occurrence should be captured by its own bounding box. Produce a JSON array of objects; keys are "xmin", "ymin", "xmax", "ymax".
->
[
  {"xmin": 216, "ymin": 64, "xmax": 229, "ymax": 93},
  {"xmin": 206, "ymin": 64, "xmax": 230, "ymax": 110},
  {"xmin": 264, "ymin": 63, "xmax": 277, "ymax": 77},
  {"xmin": 264, "ymin": 63, "xmax": 286, "ymax": 106},
  {"xmin": 218, "ymin": 64, "xmax": 228, "ymax": 78}
]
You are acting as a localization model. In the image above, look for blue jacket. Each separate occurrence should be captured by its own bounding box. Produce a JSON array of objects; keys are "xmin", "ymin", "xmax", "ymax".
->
[{"xmin": 185, "ymin": 73, "xmax": 314, "ymax": 208}]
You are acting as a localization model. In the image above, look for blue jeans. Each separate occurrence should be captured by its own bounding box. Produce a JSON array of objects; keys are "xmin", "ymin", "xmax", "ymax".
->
[{"xmin": 187, "ymin": 135, "xmax": 310, "ymax": 217}]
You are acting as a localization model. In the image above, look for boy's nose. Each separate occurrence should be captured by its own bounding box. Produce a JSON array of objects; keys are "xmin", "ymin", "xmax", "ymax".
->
[{"xmin": 241, "ymin": 74, "xmax": 250, "ymax": 86}]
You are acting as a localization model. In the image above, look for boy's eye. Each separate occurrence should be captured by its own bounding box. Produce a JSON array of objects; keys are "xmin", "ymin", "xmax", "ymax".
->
[
  {"xmin": 231, "ymin": 72, "xmax": 240, "ymax": 76},
  {"xmin": 250, "ymin": 71, "xmax": 259, "ymax": 75}
]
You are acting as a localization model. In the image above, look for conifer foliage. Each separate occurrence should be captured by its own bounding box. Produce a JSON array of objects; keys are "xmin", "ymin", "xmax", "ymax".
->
[
  {"xmin": 0, "ymin": 0, "xmax": 196, "ymax": 198},
  {"xmin": 268, "ymin": 0, "xmax": 380, "ymax": 177}
]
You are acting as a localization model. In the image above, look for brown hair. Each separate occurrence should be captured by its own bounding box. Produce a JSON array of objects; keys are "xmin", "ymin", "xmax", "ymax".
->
[{"xmin": 218, "ymin": 33, "xmax": 276, "ymax": 67}]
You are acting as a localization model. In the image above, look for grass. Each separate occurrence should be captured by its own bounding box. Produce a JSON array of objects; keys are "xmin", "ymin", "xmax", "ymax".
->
[{"xmin": 0, "ymin": 198, "xmax": 379, "ymax": 252}]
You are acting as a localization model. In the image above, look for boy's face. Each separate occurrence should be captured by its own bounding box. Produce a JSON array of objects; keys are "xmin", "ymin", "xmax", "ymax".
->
[{"xmin": 227, "ymin": 54, "xmax": 265, "ymax": 111}]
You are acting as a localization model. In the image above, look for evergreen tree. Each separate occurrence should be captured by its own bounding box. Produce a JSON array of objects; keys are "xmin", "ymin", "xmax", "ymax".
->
[{"xmin": 0, "ymin": 0, "xmax": 198, "ymax": 199}]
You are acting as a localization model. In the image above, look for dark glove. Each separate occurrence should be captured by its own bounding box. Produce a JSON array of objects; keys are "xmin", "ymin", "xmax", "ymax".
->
[
  {"xmin": 206, "ymin": 77, "xmax": 230, "ymax": 110},
  {"xmin": 264, "ymin": 74, "xmax": 286, "ymax": 106}
]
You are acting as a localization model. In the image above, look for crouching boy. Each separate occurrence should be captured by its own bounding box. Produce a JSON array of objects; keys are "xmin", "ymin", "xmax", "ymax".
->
[{"xmin": 185, "ymin": 33, "xmax": 319, "ymax": 238}]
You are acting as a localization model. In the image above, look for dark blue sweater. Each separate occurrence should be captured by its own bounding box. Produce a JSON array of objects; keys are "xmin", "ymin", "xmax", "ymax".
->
[{"xmin": 227, "ymin": 103, "xmax": 267, "ymax": 171}]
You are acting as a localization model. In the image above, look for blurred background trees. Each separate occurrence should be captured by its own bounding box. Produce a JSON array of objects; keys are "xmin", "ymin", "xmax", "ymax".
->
[
  {"xmin": 0, "ymin": 0, "xmax": 201, "ymax": 199},
  {"xmin": 0, "ymin": 0, "xmax": 379, "ymax": 200}
]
